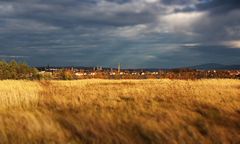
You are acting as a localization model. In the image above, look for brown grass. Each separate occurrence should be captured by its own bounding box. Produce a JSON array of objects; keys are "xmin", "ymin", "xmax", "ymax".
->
[{"xmin": 0, "ymin": 79, "xmax": 239, "ymax": 143}]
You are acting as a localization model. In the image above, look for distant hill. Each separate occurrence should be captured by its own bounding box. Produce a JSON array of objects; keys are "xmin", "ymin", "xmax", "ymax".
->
[{"xmin": 188, "ymin": 63, "xmax": 240, "ymax": 70}]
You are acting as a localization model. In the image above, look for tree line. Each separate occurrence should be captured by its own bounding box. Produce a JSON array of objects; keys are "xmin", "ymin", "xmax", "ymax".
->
[{"xmin": 0, "ymin": 60, "xmax": 39, "ymax": 80}]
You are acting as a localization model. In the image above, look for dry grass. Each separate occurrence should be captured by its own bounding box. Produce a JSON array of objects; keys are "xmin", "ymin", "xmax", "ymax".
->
[
  {"xmin": 0, "ymin": 79, "xmax": 239, "ymax": 143},
  {"xmin": 0, "ymin": 80, "xmax": 40, "ymax": 109}
]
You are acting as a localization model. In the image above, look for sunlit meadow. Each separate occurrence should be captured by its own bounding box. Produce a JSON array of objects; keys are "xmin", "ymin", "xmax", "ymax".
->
[{"xmin": 0, "ymin": 79, "xmax": 239, "ymax": 143}]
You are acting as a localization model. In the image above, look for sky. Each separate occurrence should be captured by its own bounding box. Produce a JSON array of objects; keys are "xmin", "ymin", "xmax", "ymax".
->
[{"xmin": 0, "ymin": 0, "xmax": 240, "ymax": 68}]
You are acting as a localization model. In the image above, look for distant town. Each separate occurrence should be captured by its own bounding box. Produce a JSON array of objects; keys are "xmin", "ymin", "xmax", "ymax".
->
[
  {"xmin": 1, "ymin": 60, "xmax": 239, "ymax": 80},
  {"xmin": 36, "ymin": 64, "xmax": 240, "ymax": 80}
]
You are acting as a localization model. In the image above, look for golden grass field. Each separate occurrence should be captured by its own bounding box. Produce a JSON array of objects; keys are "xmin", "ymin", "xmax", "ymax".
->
[{"xmin": 0, "ymin": 79, "xmax": 239, "ymax": 144}]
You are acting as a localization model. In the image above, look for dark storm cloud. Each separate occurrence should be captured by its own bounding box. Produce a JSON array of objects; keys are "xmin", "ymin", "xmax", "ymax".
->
[
  {"xmin": 105, "ymin": 0, "xmax": 131, "ymax": 4},
  {"xmin": 197, "ymin": 0, "xmax": 240, "ymax": 13},
  {"xmin": 0, "ymin": 0, "xmax": 239, "ymax": 67},
  {"xmin": 161, "ymin": 0, "xmax": 196, "ymax": 5},
  {"xmin": 148, "ymin": 45, "xmax": 240, "ymax": 68},
  {"xmin": 0, "ymin": 0, "xmax": 158, "ymax": 31},
  {"xmin": 175, "ymin": 0, "xmax": 240, "ymax": 14}
]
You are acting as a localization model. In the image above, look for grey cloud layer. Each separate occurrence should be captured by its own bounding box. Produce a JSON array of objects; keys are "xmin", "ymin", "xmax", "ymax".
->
[{"xmin": 0, "ymin": 0, "xmax": 239, "ymax": 67}]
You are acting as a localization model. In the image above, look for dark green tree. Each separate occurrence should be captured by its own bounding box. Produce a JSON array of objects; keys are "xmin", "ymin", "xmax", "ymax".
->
[{"xmin": 0, "ymin": 60, "xmax": 39, "ymax": 80}]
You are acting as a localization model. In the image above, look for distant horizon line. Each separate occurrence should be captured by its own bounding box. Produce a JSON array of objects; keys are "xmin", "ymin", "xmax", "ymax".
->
[{"xmin": 34, "ymin": 63, "xmax": 240, "ymax": 70}]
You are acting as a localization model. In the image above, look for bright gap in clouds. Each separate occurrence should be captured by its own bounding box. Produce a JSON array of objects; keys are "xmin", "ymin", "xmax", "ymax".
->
[
  {"xmin": 144, "ymin": 0, "xmax": 159, "ymax": 3},
  {"xmin": 224, "ymin": 40, "xmax": 240, "ymax": 48}
]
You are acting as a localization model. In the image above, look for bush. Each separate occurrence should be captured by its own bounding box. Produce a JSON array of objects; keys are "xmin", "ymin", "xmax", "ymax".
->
[{"xmin": 0, "ymin": 60, "xmax": 39, "ymax": 80}]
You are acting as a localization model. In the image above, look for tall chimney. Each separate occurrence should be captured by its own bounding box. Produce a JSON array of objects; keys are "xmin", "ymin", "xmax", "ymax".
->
[{"xmin": 118, "ymin": 63, "xmax": 121, "ymax": 73}]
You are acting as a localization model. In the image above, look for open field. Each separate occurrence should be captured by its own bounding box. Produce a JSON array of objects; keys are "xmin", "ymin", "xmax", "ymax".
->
[{"xmin": 0, "ymin": 79, "xmax": 239, "ymax": 143}]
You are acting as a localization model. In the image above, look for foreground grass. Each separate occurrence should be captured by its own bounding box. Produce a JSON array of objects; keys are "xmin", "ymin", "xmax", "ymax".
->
[{"xmin": 0, "ymin": 79, "xmax": 239, "ymax": 143}]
